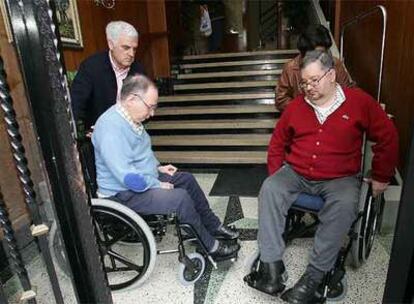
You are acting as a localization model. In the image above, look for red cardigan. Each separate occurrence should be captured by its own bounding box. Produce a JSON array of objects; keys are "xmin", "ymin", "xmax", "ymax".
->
[{"xmin": 267, "ymin": 87, "xmax": 398, "ymax": 183}]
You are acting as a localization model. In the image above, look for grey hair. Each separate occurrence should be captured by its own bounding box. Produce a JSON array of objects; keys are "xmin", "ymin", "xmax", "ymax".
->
[
  {"xmin": 120, "ymin": 74, "xmax": 156, "ymax": 102},
  {"xmin": 106, "ymin": 21, "xmax": 139, "ymax": 43},
  {"xmin": 300, "ymin": 50, "xmax": 334, "ymax": 71}
]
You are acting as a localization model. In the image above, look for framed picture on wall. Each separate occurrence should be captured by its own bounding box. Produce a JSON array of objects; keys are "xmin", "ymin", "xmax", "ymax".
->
[{"xmin": 55, "ymin": 0, "xmax": 83, "ymax": 48}]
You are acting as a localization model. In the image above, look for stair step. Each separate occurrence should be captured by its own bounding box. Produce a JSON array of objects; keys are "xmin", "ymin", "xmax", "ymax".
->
[
  {"xmin": 182, "ymin": 49, "xmax": 298, "ymax": 60},
  {"xmin": 156, "ymin": 104, "xmax": 277, "ymax": 116},
  {"xmin": 159, "ymin": 92, "xmax": 275, "ymax": 103},
  {"xmin": 155, "ymin": 151, "xmax": 267, "ymax": 164},
  {"xmin": 180, "ymin": 59, "xmax": 289, "ymax": 69},
  {"xmin": 146, "ymin": 119, "xmax": 277, "ymax": 130},
  {"xmin": 174, "ymin": 80, "xmax": 277, "ymax": 91},
  {"xmin": 152, "ymin": 134, "xmax": 271, "ymax": 146},
  {"xmin": 177, "ymin": 69, "xmax": 282, "ymax": 80}
]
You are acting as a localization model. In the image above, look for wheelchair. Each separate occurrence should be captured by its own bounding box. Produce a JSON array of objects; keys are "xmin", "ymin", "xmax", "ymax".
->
[
  {"xmin": 50, "ymin": 140, "xmax": 239, "ymax": 292},
  {"xmin": 244, "ymin": 176, "xmax": 384, "ymax": 303}
]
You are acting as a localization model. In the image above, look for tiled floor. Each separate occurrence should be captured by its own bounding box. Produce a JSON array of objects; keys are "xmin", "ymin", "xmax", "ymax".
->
[{"xmin": 6, "ymin": 173, "xmax": 392, "ymax": 303}]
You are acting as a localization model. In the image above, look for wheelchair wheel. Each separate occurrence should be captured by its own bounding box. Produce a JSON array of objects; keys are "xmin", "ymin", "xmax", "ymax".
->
[
  {"xmin": 91, "ymin": 198, "xmax": 157, "ymax": 292},
  {"xmin": 349, "ymin": 182, "xmax": 383, "ymax": 268},
  {"xmin": 178, "ymin": 252, "xmax": 206, "ymax": 286}
]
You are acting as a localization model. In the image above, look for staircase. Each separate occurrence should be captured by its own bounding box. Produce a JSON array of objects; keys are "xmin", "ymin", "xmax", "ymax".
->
[{"xmin": 149, "ymin": 49, "xmax": 298, "ymax": 166}]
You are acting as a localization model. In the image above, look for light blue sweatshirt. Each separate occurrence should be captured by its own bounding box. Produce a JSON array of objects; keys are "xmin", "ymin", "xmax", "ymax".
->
[{"xmin": 92, "ymin": 105, "xmax": 161, "ymax": 196}]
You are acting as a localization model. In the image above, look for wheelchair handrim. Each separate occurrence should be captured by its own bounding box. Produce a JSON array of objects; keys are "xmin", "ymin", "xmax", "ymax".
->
[{"xmin": 92, "ymin": 205, "xmax": 152, "ymax": 290}]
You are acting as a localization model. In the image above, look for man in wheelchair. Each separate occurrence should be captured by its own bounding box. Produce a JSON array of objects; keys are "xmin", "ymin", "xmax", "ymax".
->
[
  {"xmin": 91, "ymin": 75, "xmax": 240, "ymax": 260},
  {"xmin": 245, "ymin": 50, "xmax": 398, "ymax": 303}
]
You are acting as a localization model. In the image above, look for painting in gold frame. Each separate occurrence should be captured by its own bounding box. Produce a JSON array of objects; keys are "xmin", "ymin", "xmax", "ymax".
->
[{"xmin": 55, "ymin": 0, "xmax": 83, "ymax": 48}]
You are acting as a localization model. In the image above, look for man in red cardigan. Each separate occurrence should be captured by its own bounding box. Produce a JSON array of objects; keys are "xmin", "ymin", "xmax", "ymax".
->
[{"xmin": 251, "ymin": 50, "xmax": 398, "ymax": 303}]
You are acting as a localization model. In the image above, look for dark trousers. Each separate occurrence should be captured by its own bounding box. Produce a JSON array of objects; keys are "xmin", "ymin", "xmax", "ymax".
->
[{"xmin": 114, "ymin": 172, "xmax": 221, "ymax": 250}]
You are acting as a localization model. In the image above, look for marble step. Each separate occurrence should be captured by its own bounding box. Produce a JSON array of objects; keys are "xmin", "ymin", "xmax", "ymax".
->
[
  {"xmin": 159, "ymin": 92, "xmax": 275, "ymax": 103},
  {"xmin": 177, "ymin": 69, "xmax": 282, "ymax": 80},
  {"xmin": 180, "ymin": 59, "xmax": 289, "ymax": 69},
  {"xmin": 146, "ymin": 119, "xmax": 277, "ymax": 130},
  {"xmin": 181, "ymin": 49, "xmax": 298, "ymax": 61},
  {"xmin": 155, "ymin": 104, "xmax": 277, "ymax": 116},
  {"xmin": 155, "ymin": 151, "xmax": 267, "ymax": 164},
  {"xmin": 152, "ymin": 134, "xmax": 271, "ymax": 146},
  {"xmin": 174, "ymin": 80, "xmax": 277, "ymax": 91}
]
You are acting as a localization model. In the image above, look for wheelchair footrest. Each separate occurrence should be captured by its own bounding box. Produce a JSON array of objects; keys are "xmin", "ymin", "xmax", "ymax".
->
[{"xmin": 212, "ymin": 251, "xmax": 239, "ymax": 263}]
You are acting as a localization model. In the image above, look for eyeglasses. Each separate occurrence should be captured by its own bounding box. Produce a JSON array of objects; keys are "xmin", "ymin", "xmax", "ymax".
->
[
  {"xmin": 299, "ymin": 69, "xmax": 332, "ymax": 90},
  {"xmin": 131, "ymin": 93, "xmax": 158, "ymax": 110}
]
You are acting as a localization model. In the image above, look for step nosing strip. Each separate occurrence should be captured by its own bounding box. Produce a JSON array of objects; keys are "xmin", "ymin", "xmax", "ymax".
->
[
  {"xmin": 174, "ymin": 81, "xmax": 277, "ymax": 90},
  {"xmin": 180, "ymin": 59, "xmax": 289, "ymax": 69},
  {"xmin": 159, "ymin": 93, "xmax": 275, "ymax": 102},
  {"xmin": 177, "ymin": 69, "xmax": 283, "ymax": 79},
  {"xmin": 181, "ymin": 49, "xmax": 298, "ymax": 60}
]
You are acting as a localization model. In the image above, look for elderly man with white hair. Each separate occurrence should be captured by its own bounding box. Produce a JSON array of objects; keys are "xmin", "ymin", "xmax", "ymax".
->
[{"xmin": 71, "ymin": 21, "xmax": 145, "ymax": 131}]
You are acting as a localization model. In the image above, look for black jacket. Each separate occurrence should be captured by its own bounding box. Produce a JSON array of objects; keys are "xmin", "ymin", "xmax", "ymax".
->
[{"xmin": 70, "ymin": 51, "xmax": 145, "ymax": 129}]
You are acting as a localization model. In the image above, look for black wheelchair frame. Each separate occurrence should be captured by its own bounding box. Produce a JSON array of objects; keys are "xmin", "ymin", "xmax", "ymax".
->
[
  {"xmin": 245, "ymin": 178, "xmax": 384, "ymax": 303},
  {"xmin": 50, "ymin": 140, "xmax": 238, "ymax": 292}
]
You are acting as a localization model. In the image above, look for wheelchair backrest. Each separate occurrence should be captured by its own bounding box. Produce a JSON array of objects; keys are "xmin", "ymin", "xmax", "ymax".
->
[{"xmin": 77, "ymin": 140, "xmax": 98, "ymax": 198}]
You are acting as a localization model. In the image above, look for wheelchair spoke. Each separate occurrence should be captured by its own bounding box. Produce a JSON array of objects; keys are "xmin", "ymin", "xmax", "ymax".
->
[
  {"xmin": 107, "ymin": 249, "xmax": 142, "ymax": 272},
  {"xmin": 94, "ymin": 220, "xmax": 134, "ymax": 247}
]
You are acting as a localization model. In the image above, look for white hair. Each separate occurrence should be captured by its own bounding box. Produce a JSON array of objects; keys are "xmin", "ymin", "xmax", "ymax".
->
[
  {"xmin": 120, "ymin": 74, "xmax": 156, "ymax": 103},
  {"xmin": 105, "ymin": 21, "xmax": 139, "ymax": 43}
]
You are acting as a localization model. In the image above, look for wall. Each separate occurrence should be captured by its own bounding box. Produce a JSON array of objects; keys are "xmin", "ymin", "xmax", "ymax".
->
[
  {"xmin": 63, "ymin": 0, "xmax": 170, "ymax": 79},
  {"xmin": 0, "ymin": 12, "xmax": 47, "ymax": 232},
  {"xmin": 338, "ymin": 0, "xmax": 414, "ymax": 171}
]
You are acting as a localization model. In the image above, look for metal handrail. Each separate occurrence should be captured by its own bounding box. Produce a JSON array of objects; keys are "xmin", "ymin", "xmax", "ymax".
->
[
  {"xmin": 310, "ymin": 0, "xmax": 340, "ymax": 58},
  {"xmin": 340, "ymin": 5, "xmax": 387, "ymax": 101}
]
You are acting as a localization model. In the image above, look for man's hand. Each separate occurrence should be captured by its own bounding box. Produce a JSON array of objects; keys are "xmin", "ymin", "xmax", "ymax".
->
[
  {"xmin": 158, "ymin": 164, "xmax": 177, "ymax": 176},
  {"xmin": 160, "ymin": 182, "xmax": 174, "ymax": 190},
  {"xmin": 365, "ymin": 178, "xmax": 389, "ymax": 197}
]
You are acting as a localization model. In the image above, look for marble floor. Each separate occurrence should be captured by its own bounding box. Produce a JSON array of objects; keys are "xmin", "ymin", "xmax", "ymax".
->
[{"xmin": 5, "ymin": 173, "xmax": 392, "ymax": 304}]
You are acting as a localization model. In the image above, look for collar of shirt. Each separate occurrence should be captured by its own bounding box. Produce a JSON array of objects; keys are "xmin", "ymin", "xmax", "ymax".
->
[
  {"xmin": 304, "ymin": 84, "xmax": 346, "ymax": 124},
  {"xmin": 109, "ymin": 51, "xmax": 131, "ymax": 103},
  {"xmin": 109, "ymin": 51, "xmax": 130, "ymax": 74},
  {"xmin": 115, "ymin": 104, "xmax": 143, "ymax": 135}
]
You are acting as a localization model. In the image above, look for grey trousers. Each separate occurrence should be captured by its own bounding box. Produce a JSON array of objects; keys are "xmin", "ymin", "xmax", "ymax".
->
[{"xmin": 258, "ymin": 164, "xmax": 360, "ymax": 271}]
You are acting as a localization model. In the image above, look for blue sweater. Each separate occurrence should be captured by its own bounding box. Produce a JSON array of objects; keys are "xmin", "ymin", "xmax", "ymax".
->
[{"xmin": 92, "ymin": 105, "xmax": 161, "ymax": 196}]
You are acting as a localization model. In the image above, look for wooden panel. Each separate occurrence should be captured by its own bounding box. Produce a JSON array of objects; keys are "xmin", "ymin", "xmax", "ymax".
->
[
  {"xmin": 338, "ymin": 0, "xmax": 414, "ymax": 171},
  {"xmin": 62, "ymin": 0, "xmax": 169, "ymax": 78},
  {"xmin": 0, "ymin": 12, "xmax": 45, "ymax": 229}
]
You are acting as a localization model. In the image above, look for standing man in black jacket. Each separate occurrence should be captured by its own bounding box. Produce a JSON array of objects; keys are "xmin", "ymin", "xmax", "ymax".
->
[{"xmin": 70, "ymin": 21, "xmax": 145, "ymax": 131}]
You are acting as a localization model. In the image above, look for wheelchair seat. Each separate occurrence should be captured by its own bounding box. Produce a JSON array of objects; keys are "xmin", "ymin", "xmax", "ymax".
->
[{"xmin": 293, "ymin": 193, "xmax": 325, "ymax": 212}]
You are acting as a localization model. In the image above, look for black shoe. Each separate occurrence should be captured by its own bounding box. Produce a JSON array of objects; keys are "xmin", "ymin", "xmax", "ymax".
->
[
  {"xmin": 281, "ymin": 270, "xmax": 324, "ymax": 303},
  {"xmin": 213, "ymin": 225, "xmax": 240, "ymax": 240},
  {"xmin": 245, "ymin": 260, "xmax": 287, "ymax": 296},
  {"xmin": 210, "ymin": 241, "xmax": 240, "ymax": 258}
]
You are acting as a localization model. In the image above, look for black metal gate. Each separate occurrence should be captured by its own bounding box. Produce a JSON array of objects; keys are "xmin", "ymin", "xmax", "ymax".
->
[{"xmin": 0, "ymin": 0, "xmax": 112, "ymax": 303}]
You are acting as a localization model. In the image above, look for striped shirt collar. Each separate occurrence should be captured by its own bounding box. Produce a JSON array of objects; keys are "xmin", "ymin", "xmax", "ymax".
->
[
  {"xmin": 115, "ymin": 104, "xmax": 143, "ymax": 135},
  {"xmin": 109, "ymin": 51, "xmax": 130, "ymax": 103},
  {"xmin": 305, "ymin": 84, "xmax": 346, "ymax": 124}
]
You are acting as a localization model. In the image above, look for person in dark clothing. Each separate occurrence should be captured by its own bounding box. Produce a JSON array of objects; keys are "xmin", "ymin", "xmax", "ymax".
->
[
  {"xmin": 275, "ymin": 25, "xmax": 354, "ymax": 111},
  {"xmin": 70, "ymin": 21, "xmax": 145, "ymax": 131}
]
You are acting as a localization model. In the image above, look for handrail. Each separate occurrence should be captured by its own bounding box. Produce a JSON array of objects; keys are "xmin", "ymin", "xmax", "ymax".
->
[
  {"xmin": 310, "ymin": 0, "xmax": 340, "ymax": 58},
  {"xmin": 340, "ymin": 5, "xmax": 387, "ymax": 101}
]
